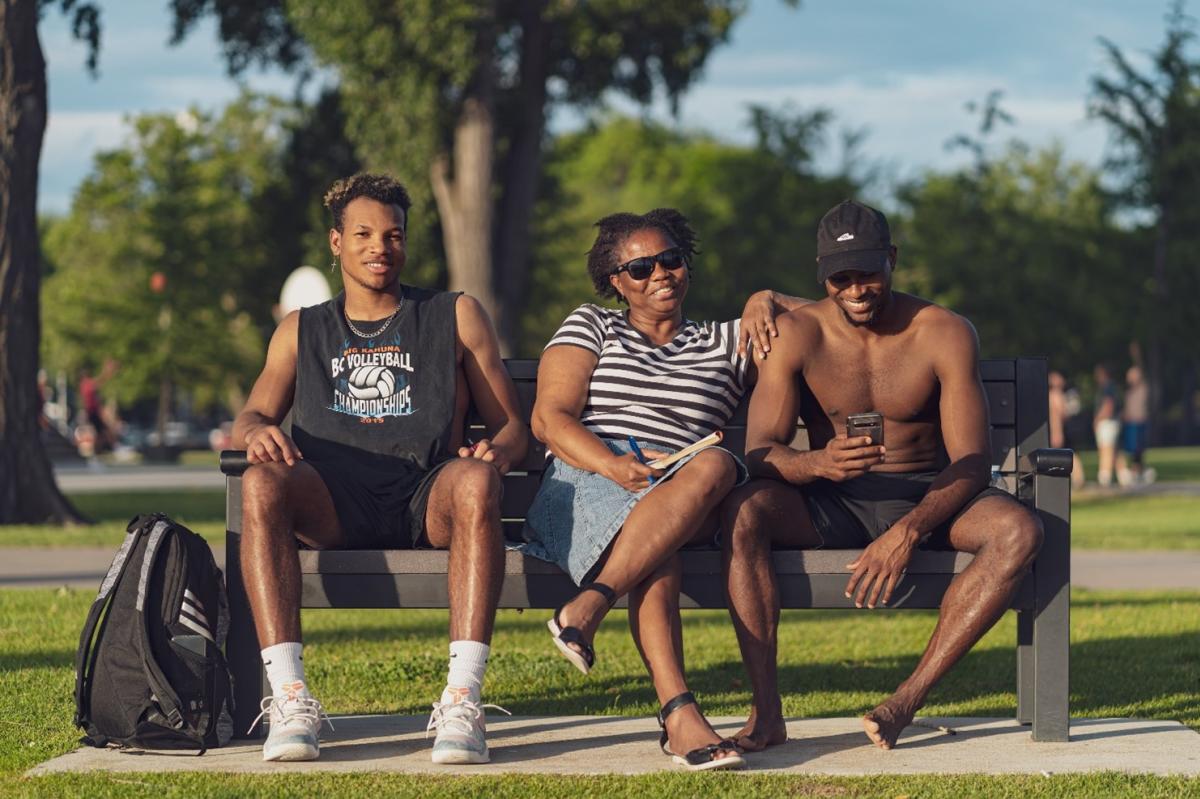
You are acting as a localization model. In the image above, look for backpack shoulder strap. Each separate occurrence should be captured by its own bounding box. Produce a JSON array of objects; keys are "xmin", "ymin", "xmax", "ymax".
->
[
  {"xmin": 133, "ymin": 518, "xmax": 190, "ymax": 730},
  {"xmin": 74, "ymin": 516, "xmax": 151, "ymax": 728}
]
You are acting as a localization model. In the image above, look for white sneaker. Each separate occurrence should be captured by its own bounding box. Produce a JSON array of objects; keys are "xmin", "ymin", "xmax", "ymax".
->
[
  {"xmin": 253, "ymin": 689, "xmax": 331, "ymax": 762},
  {"xmin": 426, "ymin": 697, "xmax": 510, "ymax": 764}
]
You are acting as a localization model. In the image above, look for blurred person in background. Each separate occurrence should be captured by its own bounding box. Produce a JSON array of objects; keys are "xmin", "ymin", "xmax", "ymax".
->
[
  {"xmin": 1117, "ymin": 365, "xmax": 1154, "ymax": 486},
  {"xmin": 1092, "ymin": 364, "xmax": 1120, "ymax": 487},
  {"xmin": 1047, "ymin": 371, "xmax": 1084, "ymax": 490},
  {"xmin": 37, "ymin": 369, "xmax": 51, "ymax": 431},
  {"xmin": 77, "ymin": 359, "xmax": 119, "ymax": 455}
]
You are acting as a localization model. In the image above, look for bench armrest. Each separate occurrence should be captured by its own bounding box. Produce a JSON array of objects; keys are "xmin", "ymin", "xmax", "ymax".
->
[
  {"xmin": 220, "ymin": 450, "xmax": 251, "ymax": 476},
  {"xmin": 1020, "ymin": 448, "xmax": 1074, "ymax": 477}
]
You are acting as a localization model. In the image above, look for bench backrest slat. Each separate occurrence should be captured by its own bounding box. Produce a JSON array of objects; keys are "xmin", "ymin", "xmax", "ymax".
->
[{"xmin": 469, "ymin": 357, "xmax": 1047, "ymax": 530}]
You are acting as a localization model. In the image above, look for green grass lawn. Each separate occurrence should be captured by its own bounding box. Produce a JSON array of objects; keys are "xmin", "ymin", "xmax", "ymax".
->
[
  {"xmin": 0, "ymin": 491, "xmax": 226, "ymax": 548},
  {"xmin": 1071, "ymin": 494, "xmax": 1200, "ymax": 549},
  {"xmin": 1077, "ymin": 445, "xmax": 1200, "ymax": 483},
  {"xmin": 2, "ymin": 588, "xmax": 1198, "ymax": 796}
]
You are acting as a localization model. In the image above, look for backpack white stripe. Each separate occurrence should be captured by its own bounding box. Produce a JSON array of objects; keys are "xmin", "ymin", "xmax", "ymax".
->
[
  {"xmin": 181, "ymin": 600, "xmax": 210, "ymax": 627},
  {"xmin": 183, "ymin": 589, "xmax": 206, "ymax": 612},
  {"xmin": 177, "ymin": 615, "xmax": 215, "ymax": 642}
]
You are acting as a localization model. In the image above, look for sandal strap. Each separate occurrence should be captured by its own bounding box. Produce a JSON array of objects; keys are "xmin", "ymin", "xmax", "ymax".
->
[
  {"xmin": 583, "ymin": 582, "xmax": 617, "ymax": 607},
  {"xmin": 656, "ymin": 690, "xmax": 697, "ymax": 727},
  {"xmin": 552, "ymin": 609, "xmax": 596, "ymax": 669},
  {"xmin": 682, "ymin": 740, "xmax": 737, "ymax": 766}
]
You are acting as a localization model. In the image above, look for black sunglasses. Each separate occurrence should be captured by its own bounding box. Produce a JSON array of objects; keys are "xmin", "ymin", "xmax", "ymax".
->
[{"xmin": 613, "ymin": 248, "xmax": 689, "ymax": 281}]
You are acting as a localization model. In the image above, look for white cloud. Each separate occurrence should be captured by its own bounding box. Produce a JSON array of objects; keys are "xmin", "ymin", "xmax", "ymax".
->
[
  {"xmin": 651, "ymin": 70, "xmax": 1109, "ymax": 175},
  {"xmin": 39, "ymin": 111, "xmax": 129, "ymax": 214},
  {"xmin": 140, "ymin": 76, "xmax": 260, "ymax": 109},
  {"xmin": 43, "ymin": 110, "xmax": 129, "ymax": 161},
  {"xmin": 702, "ymin": 51, "xmax": 850, "ymax": 83}
]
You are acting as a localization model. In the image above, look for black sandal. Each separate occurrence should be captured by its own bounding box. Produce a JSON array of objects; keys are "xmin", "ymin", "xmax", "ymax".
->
[
  {"xmin": 657, "ymin": 691, "xmax": 747, "ymax": 771},
  {"xmin": 547, "ymin": 582, "xmax": 616, "ymax": 675}
]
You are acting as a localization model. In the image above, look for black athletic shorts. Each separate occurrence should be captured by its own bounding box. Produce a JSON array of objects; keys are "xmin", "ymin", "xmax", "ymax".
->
[
  {"xmin": 803, "ymin": 470, "xmax": 1011, "ymax": 550},
  {"xmin": 305, "ymin": 457, "xmax": 459, "ymax": 549}
]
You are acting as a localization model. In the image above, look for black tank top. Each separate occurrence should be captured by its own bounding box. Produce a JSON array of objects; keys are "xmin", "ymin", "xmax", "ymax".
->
[{"xmin": 293, "ymin": 287, "xmax": 460, "ymax": 474}]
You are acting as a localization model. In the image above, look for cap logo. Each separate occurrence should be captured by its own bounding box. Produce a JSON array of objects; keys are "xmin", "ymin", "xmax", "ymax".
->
[{"xmin": 836, "ymin": 232, "xmax": 855, "ymax": 242}]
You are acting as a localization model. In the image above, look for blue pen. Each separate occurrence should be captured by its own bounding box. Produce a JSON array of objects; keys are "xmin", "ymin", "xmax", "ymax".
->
[{"xmin": 627, "ymin": 436, "xmax": 656, "ymax": 485}]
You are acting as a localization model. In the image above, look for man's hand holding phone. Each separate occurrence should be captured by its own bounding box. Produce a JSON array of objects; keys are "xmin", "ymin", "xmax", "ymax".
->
[{"xmin": 820, "ymin": 412, "xmax": 886, "ymax": 481}]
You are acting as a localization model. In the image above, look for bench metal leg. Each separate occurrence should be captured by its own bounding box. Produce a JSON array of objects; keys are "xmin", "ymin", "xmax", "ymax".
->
[
  {"xmin": 226, "ymin": 531, "xmax": 268, "ymax": 739},
  {"xmin": 1031, "ymin": 471, "xmax": 1071, "ymax": 742},
  {"xmin": 1016, "ymin": 609, "xmax": 1034, "ymax": 725}
]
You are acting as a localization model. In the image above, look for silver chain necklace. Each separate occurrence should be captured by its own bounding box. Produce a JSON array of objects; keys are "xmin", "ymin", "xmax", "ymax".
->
[{"xmin": 344, "ymin": 295, "xmax": 402, "ymax": 339}]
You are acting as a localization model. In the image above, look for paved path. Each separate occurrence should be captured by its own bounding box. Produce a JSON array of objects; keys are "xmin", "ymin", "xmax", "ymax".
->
[
  {"xmin": 1075, "ymin": 480, "xmax": 1200, "ymax": 497},
  {"xmin": 29, "ymin": 715, "xmax": 1200, "ymax": 776},
  {"xmin": 54, "ymin": 464, "xmax": 224, "ymax": 493},
  {"xmin": 4, "ymin": 547, "xmax": 1198, "ymax": 591}
]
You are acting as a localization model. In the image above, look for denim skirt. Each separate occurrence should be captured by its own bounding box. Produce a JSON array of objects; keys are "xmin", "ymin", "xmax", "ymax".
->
[{"xmin": 517, "ymin": 438, "xmax": 747, "ymax": 585}]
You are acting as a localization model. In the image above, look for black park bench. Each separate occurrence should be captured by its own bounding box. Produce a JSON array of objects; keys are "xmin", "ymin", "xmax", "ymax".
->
[{"xmin": 220, "ymin": 357, "xmax": 1072, "ymax": 742}]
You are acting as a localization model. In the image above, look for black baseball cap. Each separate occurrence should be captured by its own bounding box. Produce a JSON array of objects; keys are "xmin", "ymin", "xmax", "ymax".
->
[{"xmin": 815, "ymin": 200, "xmax": 892, "ymax": 283}]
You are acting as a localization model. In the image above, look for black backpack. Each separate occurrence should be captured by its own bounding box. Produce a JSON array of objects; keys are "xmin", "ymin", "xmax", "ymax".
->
[{"xmin": 75, "ymin": 513, "xmax": 234, "ymax": 751}]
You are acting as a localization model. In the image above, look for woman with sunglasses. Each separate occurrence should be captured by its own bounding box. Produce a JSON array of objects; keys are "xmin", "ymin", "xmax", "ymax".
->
[{"xmin": 520, "ymin": 208, "xmax": 808, "ymax": 771}]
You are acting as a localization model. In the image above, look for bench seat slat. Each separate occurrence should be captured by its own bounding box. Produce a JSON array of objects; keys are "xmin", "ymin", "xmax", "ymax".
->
[
  {"xmin": 298, "ymin": 548, "xmax": 975, "ymax": 575},
  {"xmin": 295, "ymin": 568, "xmax": 1036, "ymax": 611}
]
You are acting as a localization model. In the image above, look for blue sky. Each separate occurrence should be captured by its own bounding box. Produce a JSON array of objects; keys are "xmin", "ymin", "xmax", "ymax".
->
[{"xmin": 39, "ymin": 0, "xmax": 1169, "ymax": 214}]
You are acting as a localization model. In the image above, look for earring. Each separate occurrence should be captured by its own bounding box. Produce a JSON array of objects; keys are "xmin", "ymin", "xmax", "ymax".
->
[{"xmin": 330, "ymin": 257, "xmax": 338, "ymax": 271}]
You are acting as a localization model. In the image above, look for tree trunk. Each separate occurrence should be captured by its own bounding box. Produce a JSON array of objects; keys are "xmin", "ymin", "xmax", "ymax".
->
[
  {"xmin": 156, "ymin": 375, "xmax": 172, "ymax": 448},
  {"xmin": 1180, "ymin": 361, "xmax": 1196, "ymax": 444},
  {"xmin": 493, "ymin": 2, "xmax": 550, "ymax": 355},
  {"xmin": 0, "ymin": 0, "xmax": 84, "ymax": 524},
  {"xmin": 430, "ymin": 13, "xmax": 502, "ymax": 348},
  {"xmin": 1148, "ymin": 207, "xmax": 1168, "ymax": 446}
]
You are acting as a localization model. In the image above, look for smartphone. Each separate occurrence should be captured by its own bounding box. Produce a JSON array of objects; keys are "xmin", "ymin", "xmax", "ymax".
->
[{"xmin": 846, "ymin": 412, "xmax": 884, "ymax": 445}]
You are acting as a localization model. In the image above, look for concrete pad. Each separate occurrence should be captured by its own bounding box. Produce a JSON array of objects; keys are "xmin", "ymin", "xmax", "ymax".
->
[{"xmin": 29, "ymin": 715, "xmax": 1200, "ymax": 777}]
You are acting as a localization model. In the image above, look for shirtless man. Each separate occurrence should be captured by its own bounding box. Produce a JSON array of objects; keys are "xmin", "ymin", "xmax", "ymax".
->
[
  {"xmin": 721, "ymin": 200, "xmax": 1043, "ymax": 750},
  {"xmin": 233, "ymin": 173, "xmax": 527, "ymax": 764}
]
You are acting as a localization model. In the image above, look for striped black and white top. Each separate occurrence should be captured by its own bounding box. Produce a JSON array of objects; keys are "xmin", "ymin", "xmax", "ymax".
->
[{"xmin": 545, "ymin": 304, "xmax": 750, "ymax": 452}]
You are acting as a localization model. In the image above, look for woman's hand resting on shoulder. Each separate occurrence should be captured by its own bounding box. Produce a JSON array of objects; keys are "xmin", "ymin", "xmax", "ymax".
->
[{"xmin": 738, "ymin": 290, "xmax": 780, "ymax": 360}]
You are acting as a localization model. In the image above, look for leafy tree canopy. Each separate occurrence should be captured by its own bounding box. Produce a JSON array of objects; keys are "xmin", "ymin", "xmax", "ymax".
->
[
  {"xmin": 895, "ymin": 144, "xmax": 1141, "ymax": 378},
  {"xmin": 523, "ymin": 109, "xmax": 855, "ymax": 354},
  {"xmin": 40, "ymin": 95, "xmax": 295, "ymax": 413}
]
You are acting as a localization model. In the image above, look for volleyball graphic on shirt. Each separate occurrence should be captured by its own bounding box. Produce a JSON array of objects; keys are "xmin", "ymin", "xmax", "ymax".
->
[
  {"xmin": 347, "ymin": 364, "xmax": 397, "ymax": 400},
  {"xmin": 328, "ymin": 335, "xmax": 416, "ymax": 419}
]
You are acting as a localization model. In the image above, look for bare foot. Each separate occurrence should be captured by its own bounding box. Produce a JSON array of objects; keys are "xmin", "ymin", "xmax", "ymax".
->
[
  {"xmin": 862, "ymin": 701, "xmax": 915, "ymax": 750},
  {"xmin": 732, "ymin": 711, "xmax": 788, "ymax": 751}
]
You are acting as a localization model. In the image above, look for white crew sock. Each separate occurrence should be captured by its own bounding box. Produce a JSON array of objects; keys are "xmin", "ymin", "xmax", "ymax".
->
[
  {"xmin": 261, "ymin": 642, "xmax": 309, "ymax": 697},
  {"xmin": 442, "ymin": 640, "xmax": 489, "ymax": 704}
]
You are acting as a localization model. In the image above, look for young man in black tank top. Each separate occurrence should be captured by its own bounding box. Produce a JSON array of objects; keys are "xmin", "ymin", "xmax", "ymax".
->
[{"xmin": 232, "ymin": 174, "xmax": 527, "ymax": 764}]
